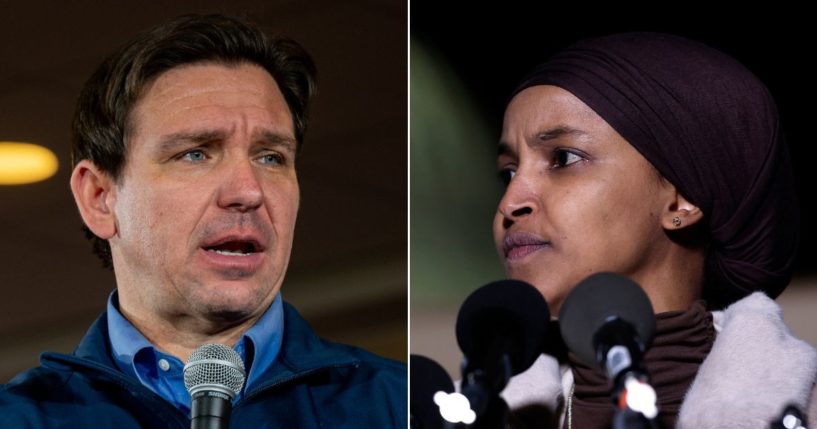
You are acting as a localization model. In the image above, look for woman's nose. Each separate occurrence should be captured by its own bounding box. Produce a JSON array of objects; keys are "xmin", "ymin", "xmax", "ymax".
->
[{"xmin": 497, "ymin": 174, "xmax": 537, "ymax": 228}]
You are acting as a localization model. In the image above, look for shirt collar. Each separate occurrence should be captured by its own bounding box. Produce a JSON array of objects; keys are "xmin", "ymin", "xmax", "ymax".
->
[
  {"xmin": 240, "ymin": 292, "xmax": 285, "ymax": 389},
  {"xmin": 106, "ymin": 290, "xmax": 285, "ymax": 392},
  {"xmin": 106, "ymin": 291, "xmax": 154, "ymax": 381}
]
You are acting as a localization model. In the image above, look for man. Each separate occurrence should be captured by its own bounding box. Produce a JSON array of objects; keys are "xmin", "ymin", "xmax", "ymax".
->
[{"xmin": 0, "ymin": 14, "xmax": 406, "ymax": 428}]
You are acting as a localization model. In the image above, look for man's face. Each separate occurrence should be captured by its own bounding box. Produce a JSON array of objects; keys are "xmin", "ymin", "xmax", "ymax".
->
[
  {"xmin": 494, "ymin": 85, "xmax": 672, "ymax": 313},
  {"xmin": 109, "ymin": 62, "xmax": 298, "ymax": 323}
]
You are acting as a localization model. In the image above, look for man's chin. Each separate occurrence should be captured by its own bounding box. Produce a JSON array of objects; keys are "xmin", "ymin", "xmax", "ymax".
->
[
  {"xmin": 196, "ymin": 301, "xmax": 265, "ymax": 325},
  {"xmin": 190, "ymin": 283, "xmax": 275, "ymax": 323},
  {"xmin": 202, "ymin": 306, "xmax": 255, "ymax": 323}
]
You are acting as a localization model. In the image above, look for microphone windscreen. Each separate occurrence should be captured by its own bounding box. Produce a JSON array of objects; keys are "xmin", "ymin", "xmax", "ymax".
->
[
  {"xmin": 183, "ymin": 343, "xmax": 246, "ymax": 398},
  {"xmin": 456, "ymin": 280, "xmax": 549, "ymax": 375},
  {"xmin": 410, "ymin": 354, "xmax": 454, "ymax": 429},
  {"xmin": 558, "ymin": 272, "xmax": 656, "ymax": 366}
]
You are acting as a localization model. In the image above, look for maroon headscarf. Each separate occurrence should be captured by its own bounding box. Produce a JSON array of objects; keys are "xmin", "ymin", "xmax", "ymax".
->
[{"xmin": 513, "ymin": 33, "xmax": 798, "ymax": 309}]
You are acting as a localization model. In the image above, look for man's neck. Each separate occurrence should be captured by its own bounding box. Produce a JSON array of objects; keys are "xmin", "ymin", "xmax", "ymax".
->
[{"xmin": 117, "ymin": 300, "xmax": 262, "ymax": 363}]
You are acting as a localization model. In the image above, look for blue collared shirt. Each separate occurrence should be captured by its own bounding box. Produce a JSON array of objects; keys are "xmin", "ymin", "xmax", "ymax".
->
[{"xmin": 106, "ymin": 291, "xmax": 284, "ymax": 416}]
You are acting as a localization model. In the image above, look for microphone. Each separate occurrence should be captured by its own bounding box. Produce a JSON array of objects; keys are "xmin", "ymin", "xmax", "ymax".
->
[
  {"xmin": 770, "ymin": 404, "xmax": 808, "ymax": 429},
  {"xmin": 559, "ymin": 273, "xmax": 658, "ymax": 425},
  {"xmin": 410, "ymin": 354, "xmax": 455, "ymax": 429},
  {"xmin": 183, "ymin": 344, "xmax": 246, "ymax": 429},
  {"xmin": 455, "ymin": 280, "xmax": 550, "ymax": 425}
]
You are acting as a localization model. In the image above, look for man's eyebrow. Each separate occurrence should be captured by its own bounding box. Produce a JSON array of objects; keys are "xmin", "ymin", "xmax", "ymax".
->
[
  {"xmin": 497, "ymin": 125, "xmax": 589, "ymax": 156},
  {"xmin": 257, "ymin": 130, "xmax": 297, "ymax": 151},
  {"xmin": 497, "ymin": 141, "xmax": 512, "ymax": 157},
  {"xmin": 155, "ymin": 130, "xmax": 298, "ymax": 152},
  {"xmin": 157, "ymin": 130, "xmax": 227, "ymax": 152}
]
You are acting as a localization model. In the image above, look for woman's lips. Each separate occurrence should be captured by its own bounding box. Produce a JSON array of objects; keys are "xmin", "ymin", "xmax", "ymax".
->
[
  {"xmin": 506, "ymin": 243, "xmax": 549, "ymax": 260},
  {"xmin": 503, "ymin": 232, "xmax": 550, "ymax": 262}
]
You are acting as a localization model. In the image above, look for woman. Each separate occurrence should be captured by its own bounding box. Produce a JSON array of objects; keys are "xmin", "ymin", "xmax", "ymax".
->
[{"xmin": 494, "ymin": 32, "xmax": 816, "ymax": 428}]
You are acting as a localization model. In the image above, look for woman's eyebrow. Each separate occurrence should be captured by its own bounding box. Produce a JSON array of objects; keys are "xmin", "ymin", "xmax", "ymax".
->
[
  {"xmin": 498, "ymin": 125, "xmax": 590, "ymax": 156},
  {"xmin": 534, "ymin": 125, "xmax": 589, "ymax": 143}
]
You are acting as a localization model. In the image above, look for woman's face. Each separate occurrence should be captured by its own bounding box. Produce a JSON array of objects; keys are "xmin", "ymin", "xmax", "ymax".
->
[{"xmin": 494, "ymin": 85, "xmax": 675, "ymax": 313}]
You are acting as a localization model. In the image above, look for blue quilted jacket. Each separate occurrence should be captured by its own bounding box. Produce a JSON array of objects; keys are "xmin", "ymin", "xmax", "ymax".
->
[{"xmin": 0, "ymin": 302, "xmax": 407, "ymax": 428}]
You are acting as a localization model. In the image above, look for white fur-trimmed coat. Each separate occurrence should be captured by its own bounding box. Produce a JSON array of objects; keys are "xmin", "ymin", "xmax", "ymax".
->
[{"xmin": 501, "ymin": 292, "xmax": 817, "ymax": 428}]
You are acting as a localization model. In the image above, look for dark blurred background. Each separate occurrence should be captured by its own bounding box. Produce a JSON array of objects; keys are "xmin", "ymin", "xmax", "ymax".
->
[
  {"xmin": 0, "ymin": 0, "xmax": 406, "ymax": 382},
  {"xmin": 410, "ymin": 5, "xmax": 816, "ymax": 376}
]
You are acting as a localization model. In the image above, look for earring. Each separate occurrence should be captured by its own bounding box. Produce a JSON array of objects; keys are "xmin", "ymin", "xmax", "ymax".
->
[{"xmin": 672, "ymin": 216, "xmax": 682, "ymax": 228}]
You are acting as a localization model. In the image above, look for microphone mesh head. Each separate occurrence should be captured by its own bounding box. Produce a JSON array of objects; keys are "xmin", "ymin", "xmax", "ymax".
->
[{"xmin": 183, "ymin": 343, "xmax": 246, "ymax": 397}]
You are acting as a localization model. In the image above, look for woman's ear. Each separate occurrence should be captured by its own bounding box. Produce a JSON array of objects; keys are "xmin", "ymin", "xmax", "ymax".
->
[
  {"xmin": 662, "ymin": 187, "xmax": 704, "ymax": 231},
  {"xmin": 70, "ymin": 160, "xmax": 118, "ymax": 240}
]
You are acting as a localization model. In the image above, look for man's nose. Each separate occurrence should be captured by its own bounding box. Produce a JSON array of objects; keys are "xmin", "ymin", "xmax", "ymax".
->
[
  {"xmin": 217, "ymin": 158, "xmax": 263, "ymax": 212},
  {"xmin": 497, "ymin": 173, "xmax": 537, "ymax": 229}
]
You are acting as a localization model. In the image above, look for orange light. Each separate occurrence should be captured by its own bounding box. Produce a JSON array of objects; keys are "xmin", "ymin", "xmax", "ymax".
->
[{"xmin": 0, "ymin": 142, "xmax": 59, "ymax": 185}]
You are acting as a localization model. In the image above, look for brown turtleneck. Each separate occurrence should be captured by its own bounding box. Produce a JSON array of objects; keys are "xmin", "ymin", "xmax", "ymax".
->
[{"xmin": 566, "ymin": 301, "xmax": 715, "ymax": 429}]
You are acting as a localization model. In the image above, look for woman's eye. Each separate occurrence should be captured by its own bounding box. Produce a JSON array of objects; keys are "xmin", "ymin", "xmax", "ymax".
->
[
  {"xmin": 180, "ymin": 149, "xmax": 207, "ymax": 162},
  {"xmin": 553, "ymin": 149, "xmax": 584, "ymax": 168},
  {"xmin": 499, "ymin": 169, "xmax": 516, "ymax": 186}
]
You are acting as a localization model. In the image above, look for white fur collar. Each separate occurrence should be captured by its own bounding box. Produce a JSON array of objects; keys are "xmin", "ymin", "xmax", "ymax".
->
[
  {"xmin": 501, "ymin": 292, "xmax": 817, "ymax": 428},
  {"xmin": 678, "ymin": 292, "xmax": 817, "ymax": 428}
]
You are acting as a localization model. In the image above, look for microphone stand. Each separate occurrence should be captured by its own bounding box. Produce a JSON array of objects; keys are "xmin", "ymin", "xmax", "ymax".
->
[
  {"xmin": 610, "ymin": 370, "xmax": 661, "ymax": 429},
  {"xmin": 459, "ymin": 352, "xmax": 512, "ymax": 429},
  {"xmin": 596, "ymin": 319, "xmax": 662, "ymax": 429}
]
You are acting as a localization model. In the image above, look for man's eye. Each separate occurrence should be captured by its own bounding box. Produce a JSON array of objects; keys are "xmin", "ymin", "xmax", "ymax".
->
[
  {"xmin": 499, "ymin": 169, "xmax": 516, "ymax": 186},
  {"xmin": 553, "ymin": 149, "xmax": 584, "ymax": 168},
  {"xmin": 258, "ymin": 153, "xmax": 284, "ymax": 165},
  {"xmin": 180, "ymin": 149, "xmax": 207, "ymax": 162}
]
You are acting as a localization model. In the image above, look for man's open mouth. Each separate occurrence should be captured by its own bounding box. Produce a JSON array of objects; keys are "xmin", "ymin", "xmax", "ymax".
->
[{"xmin": 203, "ymin": 239, "xmax": 263, "ymax": 256}]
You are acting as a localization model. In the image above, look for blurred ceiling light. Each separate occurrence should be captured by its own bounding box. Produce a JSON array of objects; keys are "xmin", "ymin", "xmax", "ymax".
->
[{"xmin": 0, "ymin": 142, "xmax": 59, "ymax": 185}]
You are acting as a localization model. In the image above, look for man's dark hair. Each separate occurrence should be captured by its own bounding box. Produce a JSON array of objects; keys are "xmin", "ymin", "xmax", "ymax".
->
[{"xmin": 71, "ymin": 14, "xmax": 317, "ymax": 269}]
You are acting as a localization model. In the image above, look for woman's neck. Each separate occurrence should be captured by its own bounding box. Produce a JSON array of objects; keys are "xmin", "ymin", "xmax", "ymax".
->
[{"xmin": 636, "ymin": 243, "xmax": 706, "ymax": 313}]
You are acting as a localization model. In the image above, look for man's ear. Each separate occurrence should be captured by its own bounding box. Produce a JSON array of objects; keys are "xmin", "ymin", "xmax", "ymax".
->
[
  {"xmin": 662, "ymin": 187, "xmax": 704, "ymax": 231},
  {"xmin": 70, "ymin": 160, "xmax": 118, "ymax": 240}
]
